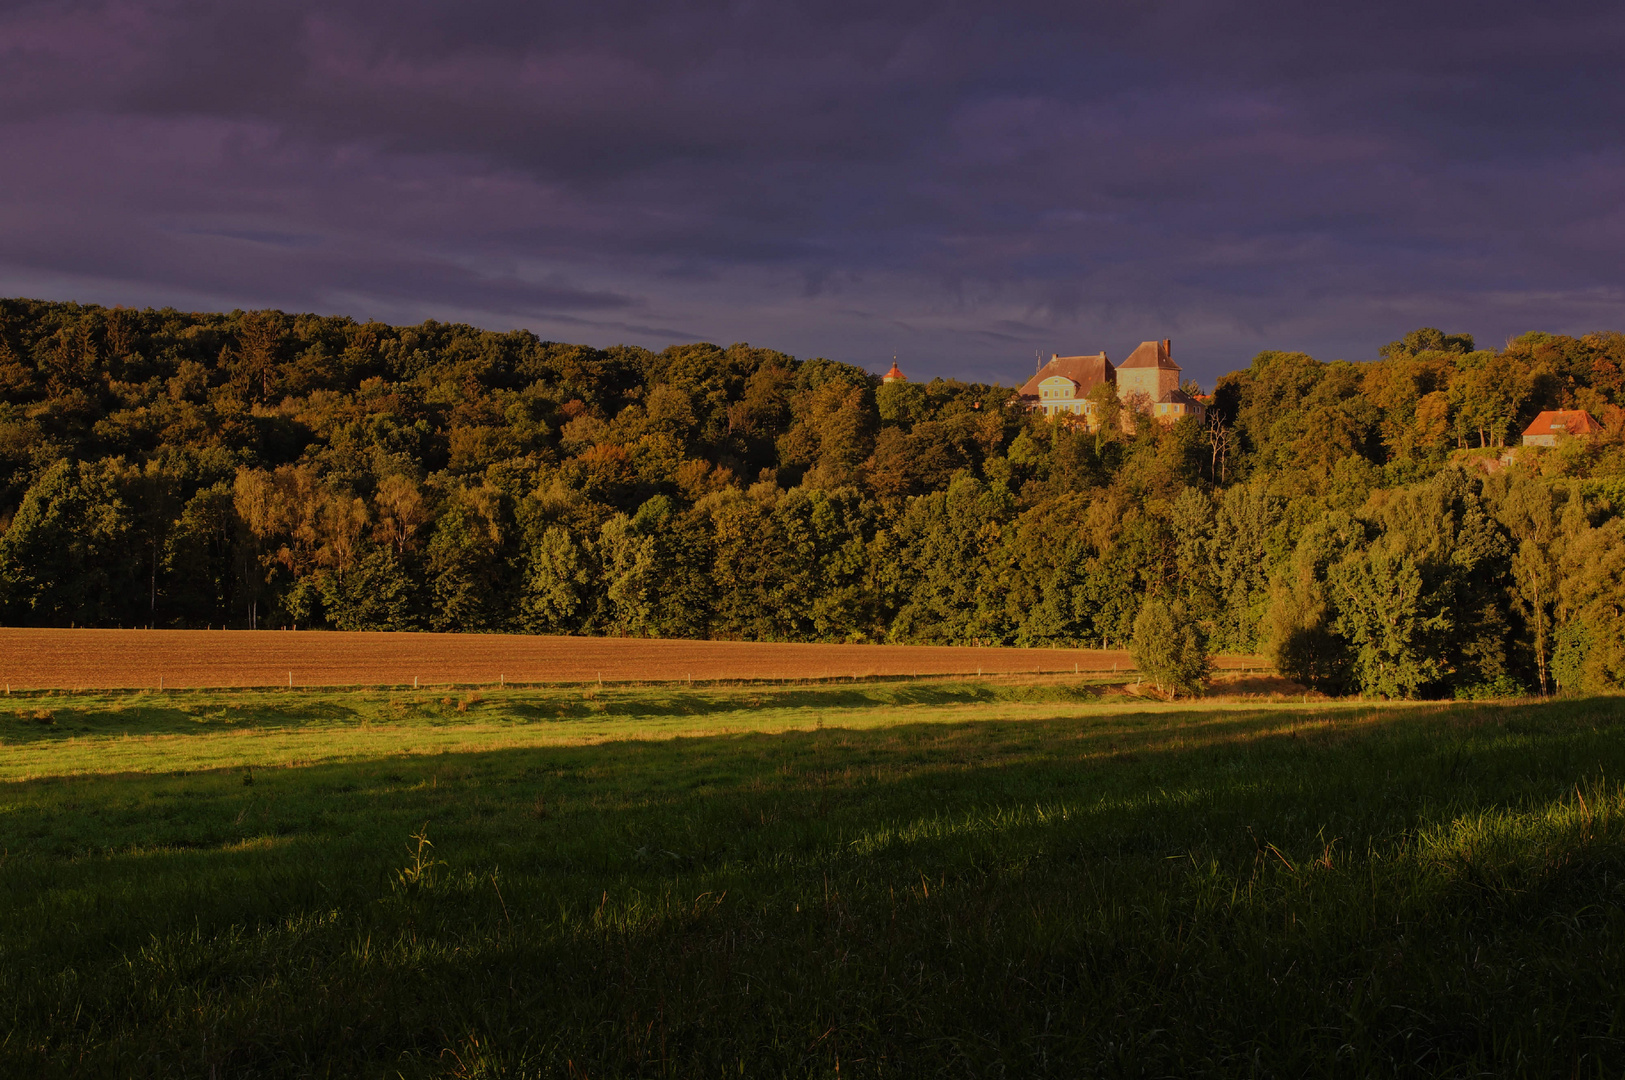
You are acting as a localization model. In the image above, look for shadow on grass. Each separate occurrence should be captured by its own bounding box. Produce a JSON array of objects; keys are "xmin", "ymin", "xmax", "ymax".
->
[{"xmin": 5, "ymin": 695, "xmax": 1625, "ymax": 1077}]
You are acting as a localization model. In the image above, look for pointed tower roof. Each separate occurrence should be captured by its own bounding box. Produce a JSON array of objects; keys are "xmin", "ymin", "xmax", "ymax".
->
[
  {"xmin": 882, "ymin": 361, "xmax": 906, "ymax": 383},
  {"xmin": 1118, "ymin": 339, "xmax": 1180, "ymax": 371}
]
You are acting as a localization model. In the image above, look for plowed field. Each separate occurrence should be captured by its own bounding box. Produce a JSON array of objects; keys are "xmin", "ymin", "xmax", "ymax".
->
[{"xmin": 0, "ymin": 628, "xmax": 1262, "ymax": 690}]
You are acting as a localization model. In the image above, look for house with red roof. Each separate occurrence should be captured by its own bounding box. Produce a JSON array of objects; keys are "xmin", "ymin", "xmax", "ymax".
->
[
  {"xmin": 1017, "ymin": 339, "xmax": 1205, "ymax": 427},
  {"xmin": 1521, "ymin": 410, "xmax": 1600, "ymax": 447},
  {"xmin": 1116, "ymin": 339, "xmax": 1206, "ymax": 423},
  {"xmin": 1017, "ymin": 351, "xmax": 1113, "ymax": 420}
]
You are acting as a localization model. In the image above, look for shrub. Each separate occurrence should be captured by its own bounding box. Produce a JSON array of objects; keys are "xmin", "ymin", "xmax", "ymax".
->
[{"xmin": 1131, "ymin": 597, "xmax": 1211, "ymax": 699}]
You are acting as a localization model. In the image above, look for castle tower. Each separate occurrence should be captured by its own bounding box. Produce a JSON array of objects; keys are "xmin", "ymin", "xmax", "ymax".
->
[
  {"xmin": 882, "ymin": 360, "xmax": 906, "ymax": 384},
  {"xmin": 1115, "ymin": 339, "xmax": 1180, "ymax": 405}
]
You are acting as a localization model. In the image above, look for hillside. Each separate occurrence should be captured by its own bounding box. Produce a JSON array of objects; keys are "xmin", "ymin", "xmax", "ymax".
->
[{"xmin": 3, "ymin": 299, "xmax": 1625, "ymax": 698}]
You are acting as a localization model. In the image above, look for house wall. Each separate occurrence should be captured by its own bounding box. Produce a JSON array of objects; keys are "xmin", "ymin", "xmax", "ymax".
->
[
  {"xmin": 1037, "ymin": 375, "xmax": 1088, "ymax": 419},
  {"xmin": 1116, "ymin": 365, "xmax": 1179, "ymax": 404},
  {"xmin": 1154, "ymin": 399, "xmax": 1203, "ymax": 421}
]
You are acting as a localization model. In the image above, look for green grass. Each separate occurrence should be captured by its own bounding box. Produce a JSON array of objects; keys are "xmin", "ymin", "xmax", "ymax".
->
[{"xmin": 3, "ymin": 680, "xmax": 1625, "ymax": 1077}]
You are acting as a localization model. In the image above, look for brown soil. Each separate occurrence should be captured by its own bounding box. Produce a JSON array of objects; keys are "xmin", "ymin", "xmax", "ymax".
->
[{"xmin": 0, "ymin": 628, "xmax": 1266, "ymax": 690}]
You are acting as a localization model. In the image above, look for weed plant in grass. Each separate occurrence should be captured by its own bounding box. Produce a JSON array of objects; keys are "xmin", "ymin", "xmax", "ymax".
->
[{"xmin": 3, "ymin": 682, "xmax": 1625, "ymax": 1076}]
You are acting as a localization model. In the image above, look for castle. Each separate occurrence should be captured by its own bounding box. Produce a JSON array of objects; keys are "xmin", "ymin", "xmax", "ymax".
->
[{"xmin": 1017, "ymin": 339, "xmax": 1205, "ymax": 427}]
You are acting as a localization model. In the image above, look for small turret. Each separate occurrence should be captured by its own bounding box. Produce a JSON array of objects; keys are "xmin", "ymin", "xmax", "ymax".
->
[{"xmin": 882, "ymin": 360, "xmax": 906, "ymax": 384}]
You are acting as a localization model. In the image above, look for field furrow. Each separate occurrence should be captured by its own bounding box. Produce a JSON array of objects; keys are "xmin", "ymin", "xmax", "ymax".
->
[{"xmin": 0, "ymin": 628, "xmax": 1263, "ymax": 689}]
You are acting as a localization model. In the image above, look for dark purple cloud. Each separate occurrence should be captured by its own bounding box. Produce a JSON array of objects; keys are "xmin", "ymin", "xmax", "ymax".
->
[{"xmin": 2, "ymin": 0, "xmax": 1622, "ymax": 386}]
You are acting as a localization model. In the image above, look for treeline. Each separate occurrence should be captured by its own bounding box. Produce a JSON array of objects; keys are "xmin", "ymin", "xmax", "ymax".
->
[{"xmin": 3, "ymin": 299, "xmax": 1625, "ymax": 697}]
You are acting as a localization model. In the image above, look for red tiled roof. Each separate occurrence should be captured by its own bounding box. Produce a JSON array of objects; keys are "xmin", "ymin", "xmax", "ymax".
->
[
  {"xmin": 883, "ymin": 362, "xmax": 906, "ymax": 381},
  {"xmin": 1018, "ymin": 353, "xmax": 1113, "ymax": 399},
  {"xmin": 1522, "ymin": 410, "xmax": 1601, "ymax": 437},
  {"xmin": 1118, "ymin": 339, "xmax": 1180, "ymax": 371}
]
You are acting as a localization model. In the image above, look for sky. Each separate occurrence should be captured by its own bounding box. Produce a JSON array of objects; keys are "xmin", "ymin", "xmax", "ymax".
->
[{"xmin": 2, "ymin": 1, "xmax": 1623, "ymax": 389}]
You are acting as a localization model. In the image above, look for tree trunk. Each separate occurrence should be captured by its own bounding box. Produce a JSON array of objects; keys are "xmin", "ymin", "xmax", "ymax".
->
[{"xmin": 1533, "ymin": 574, "xmax": 1547, "ymax": 697}]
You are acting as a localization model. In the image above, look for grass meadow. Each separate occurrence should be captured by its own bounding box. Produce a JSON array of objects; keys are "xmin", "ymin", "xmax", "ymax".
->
[{"xmin": 3, "ymin": 679, "xmax": 1625, "ymax": 1077}]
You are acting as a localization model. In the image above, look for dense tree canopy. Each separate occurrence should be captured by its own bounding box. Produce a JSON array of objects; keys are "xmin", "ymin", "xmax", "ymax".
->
[{"xmin": 4, "ymin": 297, "xmax": 1625, "ymax": 698}]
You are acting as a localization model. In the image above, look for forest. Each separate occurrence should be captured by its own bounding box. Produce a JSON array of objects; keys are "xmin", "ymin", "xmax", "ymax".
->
[{"xmin": 2, "ymin": 297, "xmax": 1624, "ymax": 699}]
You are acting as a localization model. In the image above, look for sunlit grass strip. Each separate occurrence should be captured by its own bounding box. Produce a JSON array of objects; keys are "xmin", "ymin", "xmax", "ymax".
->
[{"xmin": 0, "ymin": 682, "xmax": 1385, "ymax": 783}]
